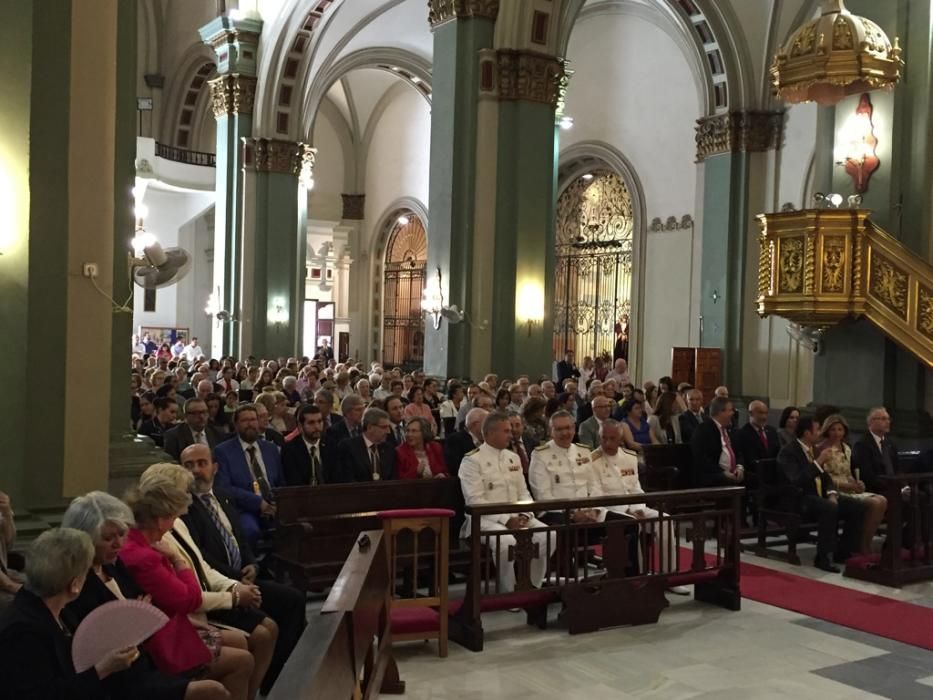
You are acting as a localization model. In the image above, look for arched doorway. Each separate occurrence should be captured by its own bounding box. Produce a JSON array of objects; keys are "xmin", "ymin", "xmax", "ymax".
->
[
  {"xmin": 553, "ymin": 170, "xmax": 634, "ymax": 362},
  {"xmin": 382, "ymin": 213, "xmax": 427, "ymax": 367}
]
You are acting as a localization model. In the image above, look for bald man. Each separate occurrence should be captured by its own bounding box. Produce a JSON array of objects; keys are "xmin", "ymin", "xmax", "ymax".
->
[{"xmin": 734, "ymin": 400, "xmax": 780, "ymax": 467}]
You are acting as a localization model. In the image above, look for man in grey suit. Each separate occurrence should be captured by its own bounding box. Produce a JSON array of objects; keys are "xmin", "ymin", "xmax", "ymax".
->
[
  {"xmin": 578, "ymin": 396, "xmax": 614, "ymax": 449},
  {"xmin": 163, "ymin": 397, "xmax": 224, "ymax": 461}
]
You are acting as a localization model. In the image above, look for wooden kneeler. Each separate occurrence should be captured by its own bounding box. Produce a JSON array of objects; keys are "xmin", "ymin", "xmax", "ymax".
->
[{"xmin": 378, "ymin": 508, "xmax": 454, "ymax": 658}]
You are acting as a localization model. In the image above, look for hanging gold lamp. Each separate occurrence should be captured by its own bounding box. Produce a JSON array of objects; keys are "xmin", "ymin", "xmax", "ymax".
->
[{"xmin": 770, "ymin": 0, "xmax": 903, "ymax": 106}]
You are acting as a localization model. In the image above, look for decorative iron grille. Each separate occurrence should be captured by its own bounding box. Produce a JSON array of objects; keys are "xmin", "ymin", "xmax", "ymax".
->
[
  {"xmin": 553, "ymin": 171, "xmax": 634, "ymax": 359},
  {"xmin": 382, "ymin": 216, "xmax": 427, "ymax": 367}
]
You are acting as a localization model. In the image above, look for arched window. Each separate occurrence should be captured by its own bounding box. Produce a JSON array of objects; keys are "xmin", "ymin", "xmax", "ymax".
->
[
  {"xmin": 382, "ymin": 214, "xmax": 427, "ymax": 367},
  {"xmin": 553, "ymin": 171, "xmax": 634, "ymax": 362}
]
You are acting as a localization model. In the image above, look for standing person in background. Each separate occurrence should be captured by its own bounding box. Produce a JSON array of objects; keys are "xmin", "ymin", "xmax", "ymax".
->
[{"xmin": 555, "ymin": 349, "xmax": 580, "ymax": 391}]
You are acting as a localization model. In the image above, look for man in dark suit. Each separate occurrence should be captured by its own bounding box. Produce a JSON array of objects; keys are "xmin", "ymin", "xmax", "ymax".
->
[
  {"xmin": 384, "ymin": 396, "xmax": 406, "ymax": 446},
  {"xmin": 163, "ymin": 397, "xmax": 224, "ymax": 461},
  {"xmin": 215, "ymin": 404, "xmax": 286, "ymax": 545},
  {"xmin": 282, "ymin": 404, "xmax": 336, "ymax": 485},
  {"xmin": 851, "ymin": 407, "xmax": 900, "ymax": 493},
  {"xmin": 691, "ymin": 396, "xmax": 745, "ymax": 487},
  {"xmin": 734, "ymin": 400, "xmax": 780, "ymax": 466},
  {"xmin": 507, "ymin": 410, "xmax": 537, "ymax": 482},
  {"xmin": 179, "ymin": 443, "xmax": 306, "ymax": 696},
  {"xmin": 555, "ymin": 349, "xmax": 580, "ymax": 391},
  {"xmin": 777, "ymin": 416, "xmax": 865, "ymax": 572},
  {"xmin": 679, "ymin": 388, "xmax": 705, "ymax": 445},
  {"xmin": 335, "ymin": 407, "xmax": 396, "ymax": 482},
  {"xmin": 138, "ymin": 396, "xmax": 178, "ymax": 448},
  {"xmin": 325, "ymin": 394, "xmax": 365, "ymax": 446},
  {"xmin": 313, "ymin": 389, "xmax": 343, "ymax": 431},
  {"xmin": 444, "ymin": 407, "xmax": 488, "ymax": 478}
]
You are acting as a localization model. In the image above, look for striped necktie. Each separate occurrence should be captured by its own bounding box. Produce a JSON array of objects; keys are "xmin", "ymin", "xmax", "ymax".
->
[{"xmin": 201, "ymin": 494, "xmax": 242, "ymax": 571}]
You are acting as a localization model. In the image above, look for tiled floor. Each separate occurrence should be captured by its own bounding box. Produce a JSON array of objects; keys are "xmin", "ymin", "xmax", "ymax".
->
[{"xmin": 379, "ymin": 542, "xmax": 933, "ymax": 700}]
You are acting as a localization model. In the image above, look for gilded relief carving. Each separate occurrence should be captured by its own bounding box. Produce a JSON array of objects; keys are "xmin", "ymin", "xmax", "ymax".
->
[
  {"xmin": 695, "ymin": 112, "xmax": 784, "ymax": 161},
  {"xmin": 779, "ymin": 238, "xmax": 805, "ymax": 294},
  {"xmin": 833, "ymin": 16, "xmax": 854, "ymax": 50},
  {"xmin": 244, "ymin": 138, "xmax": 315, "ymax": 177},
  {"xmin": 209, "ymin": 74, "xmax": 257, "ymax": 118},
  {"xmin": 919, "ymin": 286, "xmax": 933, "ymax": 341},
  {"xmin": 428, "ymin": 0, "xmax": 499, "ymax": 27},
  {"xmin": 496, "ymin": 50, "xmax": 564, "ymax": 106},
  {"xmin": 790, "ymin": 23, "xmax": 817, "ymax": 57},
  {"xmin": 822, "ymin": 237, "xmax": 846, "ymax": 293},
  {"xmin": 870, "ymin": 254, "xmax": 908, "ymax": 319}
]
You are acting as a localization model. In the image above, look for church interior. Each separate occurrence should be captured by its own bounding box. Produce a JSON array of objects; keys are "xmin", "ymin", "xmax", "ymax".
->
[{"xmin": 1, "ymin": 0, "xmax": 933, "ymax": 698}]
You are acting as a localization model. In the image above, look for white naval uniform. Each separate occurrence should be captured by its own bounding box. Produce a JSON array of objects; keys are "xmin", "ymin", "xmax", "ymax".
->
[
  {"xmin": 589, "ymin": 447, "xmax": 676, "ymax": 571},
  {"xmin": 459, "ymin": 442, "xmax": 553, "ymax": 591},
  {"xmin": 528, "ymin": 440, "xmax": 606, "ymax": 521}
]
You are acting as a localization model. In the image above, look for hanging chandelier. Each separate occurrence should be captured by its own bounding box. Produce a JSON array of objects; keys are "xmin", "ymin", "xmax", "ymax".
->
[{"xmin": 770, "ymin": 0, "xmax": 903, "ymax": 106}]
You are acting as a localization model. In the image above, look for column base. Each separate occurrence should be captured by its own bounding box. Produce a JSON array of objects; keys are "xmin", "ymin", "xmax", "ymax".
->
[{"xmin": 109, "ymin": 432, "xmax": 172, "ymax": 496}]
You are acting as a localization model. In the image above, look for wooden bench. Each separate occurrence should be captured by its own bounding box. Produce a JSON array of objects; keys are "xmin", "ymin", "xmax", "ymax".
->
[
  {"xmin": 268, "ymin": 530, "xmax": 403, "ymax": 700},
  {"xmin": 452, "ymin": 486, "xmax": 744, "ymax": 651},
  {"xmin": 272, "ymin": 479, "xmax": 467, "ymax": 591}
]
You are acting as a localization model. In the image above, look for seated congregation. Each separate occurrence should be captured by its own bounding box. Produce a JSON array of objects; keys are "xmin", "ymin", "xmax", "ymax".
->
[{"xmin": 0, "ymin": 351, "xmax": 919, "ymax": 697}]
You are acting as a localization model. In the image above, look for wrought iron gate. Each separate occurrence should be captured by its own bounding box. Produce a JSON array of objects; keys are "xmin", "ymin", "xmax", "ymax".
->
[
  {"xmin": 382, "ymin": 215, "xmax": 427, "ymax": 368},
  {"xmin": 553, "ymin": 171, "xmax": 634, "ymax": 360}
]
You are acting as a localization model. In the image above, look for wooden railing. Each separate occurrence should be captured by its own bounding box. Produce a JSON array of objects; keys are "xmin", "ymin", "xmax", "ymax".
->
[
  {"xmin": 453, "ymin": 486, "xmax": 744, "ymax": 651},
  {"xmin": 154, "ymin": 142, "xmax": 216, "ymax": 167},
  {"xmin": 845, "ymin": 472, "xmax": 933, "ymax": 587},
  {"xmin": 756, "ymin": 208, "xmax": 933, "ymax": 368},
  {"xmin": 268, "ymin": 530, "xmax": 404, "ymax": 700}
]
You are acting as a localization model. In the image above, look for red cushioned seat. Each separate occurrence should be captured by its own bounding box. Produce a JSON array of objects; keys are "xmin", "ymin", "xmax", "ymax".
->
[
  {"xmin": 391, "ymin": 606, "xmax": 442, "ymax": 635},
  {"xmin": 378, "ymin": 508, "xmax": 456, "ymax": 519}
]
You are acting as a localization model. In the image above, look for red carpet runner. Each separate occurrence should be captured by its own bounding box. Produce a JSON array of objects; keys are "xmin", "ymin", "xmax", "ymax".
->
[{"xmin": 727, "ymin": 554, "xmax": 933, "ymax": 651}]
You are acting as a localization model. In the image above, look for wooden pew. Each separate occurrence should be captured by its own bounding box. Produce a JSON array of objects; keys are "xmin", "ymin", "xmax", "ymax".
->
[
  {"xmin": 452, "ymin": 486, "xmax": 744, "ymax": 651},
  {"xmin": 268, "ymin": 530, "xmax": 404, "ymax": 700},
  {"xmin": 272, "ymin": 478, "xmax": 466, "ymax": 591},
  {"xmin": 845, "ymin": 472, "xmax": 933, "ymax": 586}
]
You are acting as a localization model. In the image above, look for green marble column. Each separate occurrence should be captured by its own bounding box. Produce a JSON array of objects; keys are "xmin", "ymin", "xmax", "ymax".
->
[
  {"xmin": 424, "ymin": 3, "xmax": 497, "ymax": 378},
  {"xmin": 488, "ymin": 51, "xmax": 564, "ymax": 380},
  {"xmin": 201, "ymin": 15, "xmax": 262, "ymax": 358},
  {"xmin": 695, "ymin": 112, "xmax": 784, "ymax": 392},
  {"xmin": 811, "ymin": 0, "xmax": 931, "ymax": 432},
  {"xmin": 0, "ymin": 0, "xmax": 143, "ymax": 533},
  {"xmin": 241, "ymin": 138, "xmax": 314, "ymax": 359}
]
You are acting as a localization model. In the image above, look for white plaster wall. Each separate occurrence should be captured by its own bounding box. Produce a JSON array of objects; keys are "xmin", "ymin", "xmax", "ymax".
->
[
  {"xmin": 309, "ymin": 108, "xmax": 347, "ymax": 221},
  {"xmin": 358, "ymin": 85, "xmax": 431, "ymax": 363},
  {"xmin": 132, "ymin": 188, "xmax": 215, "ymax": 335},
  {"xmin": 563, "ymin": 12, "xmax": 701, "ymax": 384}
]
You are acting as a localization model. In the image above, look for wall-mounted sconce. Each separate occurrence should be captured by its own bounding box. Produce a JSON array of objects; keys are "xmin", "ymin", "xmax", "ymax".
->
[
  {"xmin": 268, "ymin": 296, "xmax": 289, "ymax": 326},
  {"xmin": 205, "ymin": 288, "xmax": 238, "ymax": 323},
  {"xmin": 834, "ymin": 93, "xmax": 879, "ymax": 194},
  {"xmin": 422, "ymin": 267, "xmax": 446, "ymax": 330},
  {"xmin": 516, "ymin": 279, "xmax": 545, "ymax": 337}
]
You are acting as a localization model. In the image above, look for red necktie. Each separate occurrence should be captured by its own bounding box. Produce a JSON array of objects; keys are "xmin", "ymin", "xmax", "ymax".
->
[
  {"xmin": 758, "ymin": 427, "xmax": 769, "ymax": 450},
  {"xmin": 721, "ymin": 427, "xmax": 737, "ymax": 473}
]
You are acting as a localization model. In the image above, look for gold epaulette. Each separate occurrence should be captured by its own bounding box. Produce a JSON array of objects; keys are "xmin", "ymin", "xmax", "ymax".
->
[
  {"xmin": 534, "ymin": 444, "xmax": 549, "ymax": 451},
  {"xmin": 622, "ymin": 448, "xmax": 639, "ymax": 456},
  {"xmin": 590, "ymin": 448, "xmax": 603, "ymax": 458},
  {"xmin": 465, "ymin": 447, "xmax": 480, "ymax": 456},
  {"xmin": 575, "ymin": 443, "xmax": 590, "ymax": 450}
]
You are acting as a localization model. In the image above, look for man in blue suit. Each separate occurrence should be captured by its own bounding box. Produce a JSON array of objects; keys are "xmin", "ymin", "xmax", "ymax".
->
[{"xmin": 215, "ymin": 403, "xmax": 285, "ymax": 546}]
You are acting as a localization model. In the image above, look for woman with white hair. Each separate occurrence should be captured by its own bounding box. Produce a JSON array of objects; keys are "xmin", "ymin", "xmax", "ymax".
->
[
  {"xmin": 133, "ymin": 464, "xmax": 277, "ymax": 700},
  {"xmin": 62, "ymin": 491, "xmax": 229, "ymax": 699},
  {"xmin": 0, "ymin": 528, "xmax": 140, "ymax": 697}
]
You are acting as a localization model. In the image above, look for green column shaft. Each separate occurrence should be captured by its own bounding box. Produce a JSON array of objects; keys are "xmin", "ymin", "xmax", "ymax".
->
[
  {"xmin": 246, "ymin": 170, "xmax": 306, "ymax": 358},
  {"xmin": 425, "ymin": 17, "xmax": 495, "ymax": 378},
  {"xmin": 699, "ymin": 151, "xmax": 750, "ymax": 390},
  {"xmin": 490, "ymin": 101, "xmax": 559, "ymax": 379}
]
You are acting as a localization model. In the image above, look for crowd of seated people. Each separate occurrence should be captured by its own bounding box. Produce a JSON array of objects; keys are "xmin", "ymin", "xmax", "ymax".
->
[{"xmin": 2, "ymin": 345, "xmax": 918, "ymax": 697}]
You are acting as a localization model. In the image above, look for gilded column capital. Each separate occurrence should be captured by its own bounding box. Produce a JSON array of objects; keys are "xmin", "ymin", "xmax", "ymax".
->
[
  {"xmin": 243, "ymin": 138, "xmax": 316, "ymax": 179},
  {"xmin": 695, "ymin": 111, "xmax": 785, "ymax": 162},
  {"xmin": 428, "ymin": 0, "xmax": 499, "ymax": 28},
  {"xmin": 209, "ymin": 74, "xmax": 258, "ymax": 119},
  {"xmin": 479, "ymin": 49, "xmax": 566, "ymax": 108}
]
